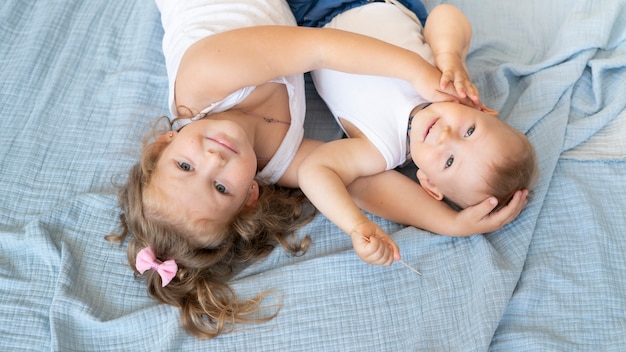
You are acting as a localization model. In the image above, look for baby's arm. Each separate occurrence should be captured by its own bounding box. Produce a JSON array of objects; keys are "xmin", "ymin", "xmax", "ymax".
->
[
  {"xmin": 347, "ymin": 170, "xmax": 528, "ymax": 237},
  {"xmin": 424, "ymin": 4, "xmax": 481, "ymax": 107},
  {"xmin": 297, "ymin": 137, "xmax": 399, "ymax": 266},
  {"xmin": 284, "ymin": 139, "xmax": 526, "ymax": 260}
]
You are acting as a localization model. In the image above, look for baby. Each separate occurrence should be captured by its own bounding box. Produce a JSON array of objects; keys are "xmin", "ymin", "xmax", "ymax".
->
[{"xmin": 295, "ymin": 2, "xmax": 539, "ymax": 265}]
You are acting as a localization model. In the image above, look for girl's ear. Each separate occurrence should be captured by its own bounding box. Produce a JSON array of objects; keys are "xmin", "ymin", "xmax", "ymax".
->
[
  {"xmin": 416, "ymin": 169, "xmax": 444, "ymax": 201},
  {"xmin": 156, "ymin": 131, "xmax": 177, "ymax": 143},
  {"xmin": 244, "ymin": 181, "xmax": 260, "ymax": 209}
]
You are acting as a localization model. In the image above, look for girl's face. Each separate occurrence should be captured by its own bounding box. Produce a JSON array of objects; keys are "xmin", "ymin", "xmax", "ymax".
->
[
  {"xmin": 409, "ymin": 102, "xmax": 523, "ymax": 208},
  {"xmin": 150, "ymin": 118, "xmax": 259, "ymax": 237}
]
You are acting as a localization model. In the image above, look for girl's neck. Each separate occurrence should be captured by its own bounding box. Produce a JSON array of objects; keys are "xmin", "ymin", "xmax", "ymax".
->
[
  {"xmin": 224, "ymin": 82, "xmax": 292, "ymax": 167},
  {"xmin": 229, "ymin": 108, "xmax": 290, "ymax": 168},
  {"xmin": 233, "ymin": 108, "xmax": 290, "ymax": 125}
]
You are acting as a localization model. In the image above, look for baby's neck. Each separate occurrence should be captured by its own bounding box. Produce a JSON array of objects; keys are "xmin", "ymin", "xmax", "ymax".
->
[
  {"xmin": 406, "ymin": 102, "xmax": 432, "ymax": 158},
  {"xmin": 409, "ymin": 102, "xmax": 432, "ymax": 119}
]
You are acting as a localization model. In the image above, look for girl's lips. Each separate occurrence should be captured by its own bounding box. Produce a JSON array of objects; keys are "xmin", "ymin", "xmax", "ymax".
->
[
  {"xmin": 423, "ymin": 118, "xmax": 439, "ymax": 141},
  {"xmin": 207, "ymin": 135, "xmax": 238, "ymax": 154}
]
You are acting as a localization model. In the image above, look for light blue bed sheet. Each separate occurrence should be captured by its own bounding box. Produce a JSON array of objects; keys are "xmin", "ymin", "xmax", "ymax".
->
[{"xmin": 0, "ymin": 0, "xmax": 624, "ymax": 351}]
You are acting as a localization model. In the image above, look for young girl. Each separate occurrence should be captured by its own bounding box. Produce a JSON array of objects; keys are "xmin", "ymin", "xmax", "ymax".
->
[
  {"xmin": 108, "ymin": 0, "xmax": 528, "ymax": 339},
  {"xmin": 293, "ymin": 1, "xmax": 539, "ymax": 265}
]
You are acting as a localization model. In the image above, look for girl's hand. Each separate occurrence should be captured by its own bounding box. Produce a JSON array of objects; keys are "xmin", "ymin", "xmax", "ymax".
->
[
  {"xmin": 452, "ymin": 190, "xmax": 529, "ymax": 236},
  {"xmin": 350, "ymin": 221, "xmax": 400, "ymax": 266}
]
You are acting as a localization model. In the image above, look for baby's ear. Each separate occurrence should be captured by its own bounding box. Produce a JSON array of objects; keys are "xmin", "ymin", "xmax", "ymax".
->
[
  {"xmin": 481, "ymin": 106, "xmax": 499, "ymax": 118},
  {"xmin": 416, "ymin": 169, "xmax": 444, "ymax": 201}
]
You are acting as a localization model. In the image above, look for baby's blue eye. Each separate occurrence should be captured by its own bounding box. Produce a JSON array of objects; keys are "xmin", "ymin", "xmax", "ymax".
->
[
  {"xmin": 445, "ymin": 156, "xmax": 454, "ymax": 168},
  {"xmin": 465, "ymin": 126, "xmax": 475, "ymax": 137},
  {"xmin": 215, "ymin": 182, "xmax": 227, "ymax": 194},
  {"xmin": 178, "ymin": 161, "xmax": 192, "ymax": 171}
]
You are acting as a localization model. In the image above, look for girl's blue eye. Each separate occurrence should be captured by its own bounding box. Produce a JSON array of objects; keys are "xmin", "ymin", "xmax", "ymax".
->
[
  {"xmin": 215, "ymin": 182, "xmax": 227, "ymax": 194},
  {"xmin": 445, "ymin": 156, "xmax": 454, "ymax": 168},
  {"xmin": 178, "ymin": 161, "xmax": 192, "ymax": 171},
  {"xmin": 465, "ymin": 126, "xmax": 475, "ymax": 137}
]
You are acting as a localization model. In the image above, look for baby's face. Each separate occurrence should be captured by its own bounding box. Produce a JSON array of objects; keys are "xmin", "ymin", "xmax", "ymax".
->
[
  {"xmin": 409, "ymin": 102, "xmax": 523, "ymax": 208},
  {"xmin": 148, "ymin": 118, "xmax": 259, "ymax": 243}
]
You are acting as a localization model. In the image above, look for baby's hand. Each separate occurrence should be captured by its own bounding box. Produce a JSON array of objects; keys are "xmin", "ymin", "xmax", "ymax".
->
[
  {"xmin": 350, "ymin": 220, "xmax": 400, "ymax": 266},
  {"xmin": 435, "ymin": 52, "xmax": 482, "ymax": 108},
  {"xmin": 453, "ymin": 190, "xmax": 529, "ymax": 236}
]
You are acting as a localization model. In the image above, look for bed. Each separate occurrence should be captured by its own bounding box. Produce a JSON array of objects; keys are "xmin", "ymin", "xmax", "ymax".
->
[{"xmin": 1, "ymin": 0, "xmax": 625, "ymax": 350}]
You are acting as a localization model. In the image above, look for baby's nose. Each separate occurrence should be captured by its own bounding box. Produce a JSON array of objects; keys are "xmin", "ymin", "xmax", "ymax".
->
[{"xmin": 437, "ymin": 125, "xmax": 452, "ymax": 144}]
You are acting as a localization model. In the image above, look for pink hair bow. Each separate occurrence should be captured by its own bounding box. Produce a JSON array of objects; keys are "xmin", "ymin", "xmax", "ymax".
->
[{"xmin": 136, "ymin": 247, "xmax": 178, "ymax": 287}]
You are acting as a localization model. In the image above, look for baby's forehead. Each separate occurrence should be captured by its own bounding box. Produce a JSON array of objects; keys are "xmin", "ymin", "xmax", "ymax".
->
[
  {"xmin": 448, "ymin": 155, "xmax": 498, "ymax": 208},
  {"xmin": 447, "ymin": 175, "xmax": 492, "ymax": 209}
]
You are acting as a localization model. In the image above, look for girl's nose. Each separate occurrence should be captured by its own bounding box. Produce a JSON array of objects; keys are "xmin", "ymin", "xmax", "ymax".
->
[{"xmin": 206, "ymin": 149, "xmax": 226, "ymax": 166}]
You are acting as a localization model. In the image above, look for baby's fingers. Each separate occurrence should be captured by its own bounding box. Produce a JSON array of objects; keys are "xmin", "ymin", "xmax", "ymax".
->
[
  {"xmin": 384, "ymin": 236, "xmax": 401, "ymax": 261},
  {"xmin": 452, "ymin": 75, "xmax": 479, "ymax": 103},
  {"xmin": 440, "ymin": 70, "xmax": 481, "ymax": 105},
  {"xmin": 368, "ymin": 236, "xmax": 396, "ymax": 266},
  {"xmin": 439, "ymin": 71, "xmax": 456, "ymax": 93},
  {"xmin": 358, "ymin": 235, "xmax": 395, "ymax": 266},
  {"xmin": 457, "ymin": 80, "xmax": 480, "ymax": 104}
]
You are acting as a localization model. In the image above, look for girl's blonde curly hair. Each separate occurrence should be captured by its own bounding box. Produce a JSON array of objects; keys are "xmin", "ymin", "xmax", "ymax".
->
[{"xmin": 107, "ymin": 121, "xmax": 313, "ymax": 339}]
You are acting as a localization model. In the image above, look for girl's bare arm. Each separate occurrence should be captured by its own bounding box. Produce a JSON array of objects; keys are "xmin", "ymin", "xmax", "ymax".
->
[
  {"xmin": 175, "ymin": 25, "xmax": 457, "ymax": 114},
  {"xmin": 347, "ymin": 170, "xmax": 527, "ymax": 237}
]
